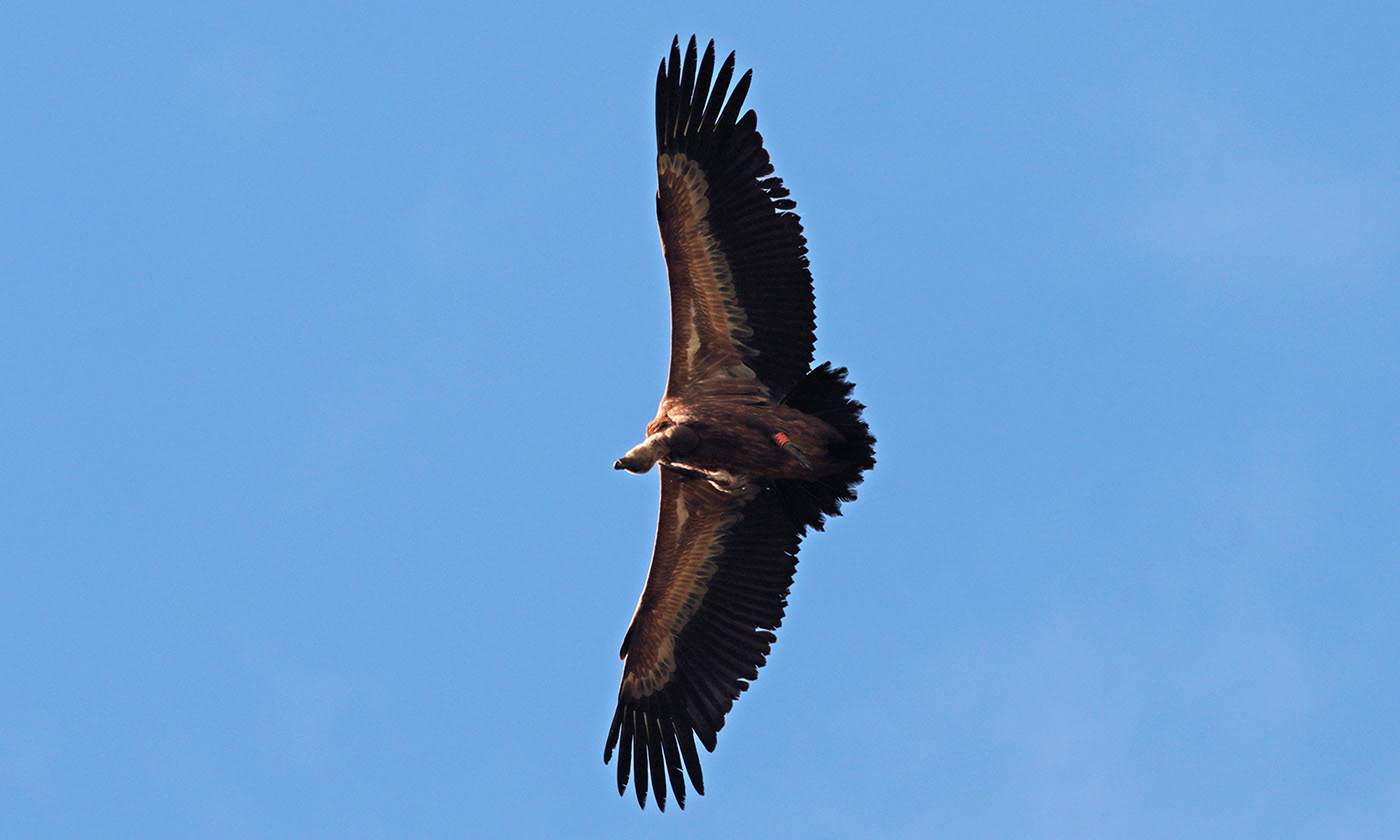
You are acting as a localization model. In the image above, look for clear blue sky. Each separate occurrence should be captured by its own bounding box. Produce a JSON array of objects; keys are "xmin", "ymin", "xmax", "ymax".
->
[{"xmin": 4, "ymin": 2, "xmax": 1398, "ymax": 837}]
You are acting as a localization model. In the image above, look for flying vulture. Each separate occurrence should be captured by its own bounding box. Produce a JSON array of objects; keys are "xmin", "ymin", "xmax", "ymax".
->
[{"xmin": 605, "ymin": 36, "xmax": 875, "ymax": 811}]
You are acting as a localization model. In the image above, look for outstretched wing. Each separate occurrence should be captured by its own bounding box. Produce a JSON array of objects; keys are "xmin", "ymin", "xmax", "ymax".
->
[
  {"xmin": 604, "ymin": 470, "xmax": 806, "ymax": 810},
  {"xmin": 657, "ymin": 36, "xmax": 816, "ymax": 403}
]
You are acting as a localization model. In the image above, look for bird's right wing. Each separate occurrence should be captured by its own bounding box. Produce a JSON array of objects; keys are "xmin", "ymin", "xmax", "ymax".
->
[{"xmin": 605, "ymin": 469, "xmax": 805, "ymax": 810}]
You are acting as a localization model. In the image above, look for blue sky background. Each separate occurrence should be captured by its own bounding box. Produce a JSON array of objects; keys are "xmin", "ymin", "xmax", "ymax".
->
[{"xmin": 4, "ymin": 2, "xmax": 1398, "ymax": 837}]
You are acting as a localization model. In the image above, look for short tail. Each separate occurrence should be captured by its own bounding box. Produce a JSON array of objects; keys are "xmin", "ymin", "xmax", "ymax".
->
[{"xmin": 775, "ymin": 362, "xmax": 876, "ymax": 532}]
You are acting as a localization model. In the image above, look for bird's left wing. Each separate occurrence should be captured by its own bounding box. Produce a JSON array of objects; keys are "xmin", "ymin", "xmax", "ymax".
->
[
  {"xmin": 656, "ymin": 36, "xmax": 817, "ymax": 403},
  {"xmin": 605, "ymin": 469, "xmax": 805, "ymax": 810}
]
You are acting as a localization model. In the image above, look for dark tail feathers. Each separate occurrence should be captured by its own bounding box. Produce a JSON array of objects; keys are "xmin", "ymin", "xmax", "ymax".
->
[{"xmin": 775, "ymin": 362, "xmax": 875, "ymax": 532}]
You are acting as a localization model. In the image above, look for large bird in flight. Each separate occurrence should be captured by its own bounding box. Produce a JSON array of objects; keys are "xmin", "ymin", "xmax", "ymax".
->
[{"xmin": 605, "ymin": 36, "xmax": 875, "ymax": 810}]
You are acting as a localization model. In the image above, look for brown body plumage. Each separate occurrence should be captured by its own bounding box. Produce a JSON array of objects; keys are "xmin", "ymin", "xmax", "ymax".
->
[{"xmin": 605, "ymin": 36, "xmax": 875, "ymax": 810}]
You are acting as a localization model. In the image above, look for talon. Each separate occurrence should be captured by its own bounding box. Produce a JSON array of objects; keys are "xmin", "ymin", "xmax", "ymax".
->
[{"xmin": 773, "ymin": 432, "xmax": 813, "ymax": 470}]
